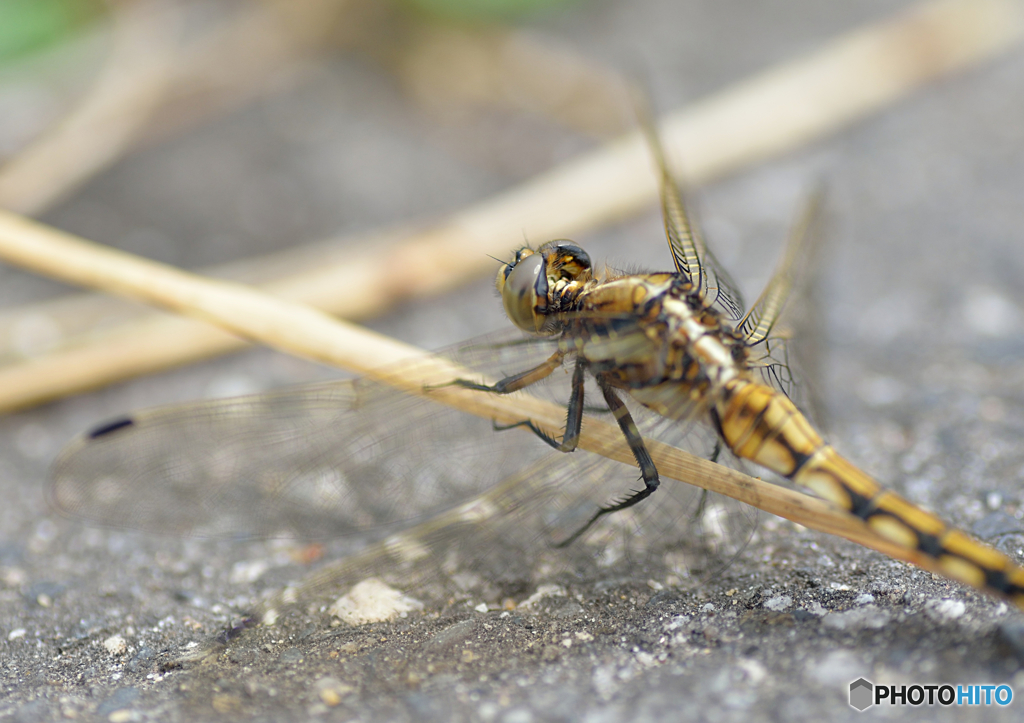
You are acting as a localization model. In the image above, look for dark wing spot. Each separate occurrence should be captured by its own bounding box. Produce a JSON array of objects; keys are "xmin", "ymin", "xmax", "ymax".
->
[{"xmin": 87, "ymin": 416, "xmax": 135, "ymax": 439}]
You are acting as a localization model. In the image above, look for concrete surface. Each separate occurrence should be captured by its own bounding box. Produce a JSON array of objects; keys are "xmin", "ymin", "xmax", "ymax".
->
[{"xmin": 2, "ymin": 1, "xmax": 1024, "ymax": 721}]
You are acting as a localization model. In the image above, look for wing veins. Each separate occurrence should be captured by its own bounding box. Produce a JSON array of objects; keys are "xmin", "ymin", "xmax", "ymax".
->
[
  {"xmin": 636, "ymin": 102, "xmax": 746, "ymax": 319},
  {"xmin": 737, "ymin": 187, "xmax": 825, "ymax": 345}
]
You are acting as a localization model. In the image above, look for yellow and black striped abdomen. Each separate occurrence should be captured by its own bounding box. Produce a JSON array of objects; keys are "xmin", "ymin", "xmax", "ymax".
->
[
  {"xmin": 715, "ymin": 379, "xmax": 830, "ymax": 480},
  {"xmin": 715, "ymin": 378, "xmax": 1024, "ymax": 609}
]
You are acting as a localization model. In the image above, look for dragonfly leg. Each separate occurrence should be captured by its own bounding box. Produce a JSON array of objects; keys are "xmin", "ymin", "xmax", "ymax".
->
[
  {"xmin": 597, "ymin": 380, "xmax": 660, "ymax": 489},
  {"xmin": 709, "ymin": 440, "xmax": 722, "ymax": 464},
  {"xmin": 554, "ymin": 380, "xmax": 660, "ymax": 548},
  {"xmin": 443, "ymin": 350, "xmax": 564, "ymax": 394},
  {"xmin": 493, "ymin": 356, "xmax": 585, "ymax": 453},
  {"xmin": 691, "ymin": 489, "xmax": 709, "ymax": 522}
]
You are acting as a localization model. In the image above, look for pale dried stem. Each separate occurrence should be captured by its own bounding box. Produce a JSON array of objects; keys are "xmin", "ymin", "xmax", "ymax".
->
[
  {"xmin": 2, "ymin": 0, "xmax": 1021, "ymax": 413},
  {"xmin": 0, "ymin": 209, "xmax": 934, "ymax": 576}
]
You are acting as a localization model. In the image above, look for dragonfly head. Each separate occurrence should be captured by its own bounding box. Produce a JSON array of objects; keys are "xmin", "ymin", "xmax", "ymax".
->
[{"xmin": 496, "ymin": 241, "xmax": 592, "ymax": 335}]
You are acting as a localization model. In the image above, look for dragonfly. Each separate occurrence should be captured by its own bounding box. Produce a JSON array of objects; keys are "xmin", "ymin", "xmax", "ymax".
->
[
  {"xmin": 443, "ymin": 121, "xmax": 1024, "ymax": 613},
  {"xmin": 49, "ymin": 119, "xmax": 1024, "ymax": 640}
]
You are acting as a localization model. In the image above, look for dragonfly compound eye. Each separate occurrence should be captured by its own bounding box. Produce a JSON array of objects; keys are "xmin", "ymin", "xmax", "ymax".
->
[
  {"xmin": 539, "ymin": 241, "xmax": 592, "ymax": 281},
  {"xmin": 500, "ymin": 252, "xmax": 549, "ymax": 333}
]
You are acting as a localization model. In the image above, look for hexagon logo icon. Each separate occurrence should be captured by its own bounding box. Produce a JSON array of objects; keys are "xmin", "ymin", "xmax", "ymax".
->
[{"xmin": 849, "ymin": 678, "xmax": 874, "ymax": 711}]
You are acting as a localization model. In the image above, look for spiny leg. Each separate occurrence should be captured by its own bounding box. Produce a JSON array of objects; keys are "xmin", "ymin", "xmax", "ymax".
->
[
  {"xmin": 494, "ymin": 356, "xmax": 586, "ymax": 452},
  {"xmin": 555, "ymin": 379, "xmax": 660, "ymax": 548},
  {"xmin": 709, "ymin": 440, "xmax": 722, "ymax": 464},
  {"xmin": 442, "ymin": 349, "xmax": 585, "ymax": 452},
  {"xmin": 441, "ymin": 350, "xmax": 564, "ymax": 394}
]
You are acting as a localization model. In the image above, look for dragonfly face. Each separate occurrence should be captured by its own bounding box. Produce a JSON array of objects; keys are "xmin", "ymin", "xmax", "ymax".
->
[{"xmin": 496, "ymin": 241, "xmax": 593, "ymax": 335}]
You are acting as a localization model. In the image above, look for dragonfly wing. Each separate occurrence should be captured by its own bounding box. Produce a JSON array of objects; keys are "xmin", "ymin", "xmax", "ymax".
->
[
  {"xmin": 446, "ymin": 318, "xmax": 758, "ymax": 580},
  {"xmin": 613, "ymin": 397, "xmax": 759, "ymax": 578},
  {"xmin": 50, "ymin": 325, "xmax": 756, "ymax": 589},
  {"xmin": 733, "ymin": 188, "xmax": 827, "ymax": 414},
  {"xmin": 250, "ymin": 410, "xmax": 758, "ymax": 618},
  {"xmin": 736, "ymin": 186, "xmax": 826, "ymax": 346},
  {"xmin": 637, "ymin": 108, "xmax": 746, "ymax": 321},
  {"xmin": 469, "ymin": 393, "xmax": 759, "ymax": 585},
  {"xmin": 49, "ymin": 331, "xmax": 565, "ymax": 539}
]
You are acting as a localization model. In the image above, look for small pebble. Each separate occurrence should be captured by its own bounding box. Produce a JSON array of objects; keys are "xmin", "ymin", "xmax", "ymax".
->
[
  {"xmin": 805, "ymin": 601, "xmax": 828, "ymax": 617},
  {"xmin": 103, "ymin": 635, "xmax": 128, "ymax": 656},
  {"xmin": 329, "ymin": 578, "xmax": 423, "ymax": 625},
  {"xmin": 924, "ymin": 599, "xmax": 966, "ymax": 623},
  {"xmin": 518, "ymin": 584, "xmax": 567, "ymax": 609}
]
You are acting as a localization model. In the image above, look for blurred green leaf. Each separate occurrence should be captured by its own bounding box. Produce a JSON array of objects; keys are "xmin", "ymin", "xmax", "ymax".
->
[{"xmin": 0, "ymin": 0, "xmax": 101, "ymax": 65}]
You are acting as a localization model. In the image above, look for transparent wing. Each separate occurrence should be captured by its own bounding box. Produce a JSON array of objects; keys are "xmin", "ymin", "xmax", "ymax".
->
[
  {"xmin": 50, "ymin": 325, "xmax": 757, "ymax": 596},
  {"xmin": 638, "ymin": 108, "xmax": 746, "ymax": 320},
  {"xmin": 736, "ymin": 186, "xmax": 825, "ymax": 345},
  {"xmin": 565, "ymin": 398, "xmax": 759, "ymax": 584},
  {"xmin": 247, "ymin": 421, "xmax": 758, "ymax": 623},
  {"xmin": 733, "ymin": 187, "xmax": 827, "ymax": 413},
  {"xmin": 49, "ymin": 333, "xmax": 560, "ymax": 540}
]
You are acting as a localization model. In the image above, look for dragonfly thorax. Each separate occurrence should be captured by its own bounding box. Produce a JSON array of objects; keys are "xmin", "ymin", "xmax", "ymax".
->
[{"xmin": 496, "ymin": 240, "xmax": 594, "ymax": 335}]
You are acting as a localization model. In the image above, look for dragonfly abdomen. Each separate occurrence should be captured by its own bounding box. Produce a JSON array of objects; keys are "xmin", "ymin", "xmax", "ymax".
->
[
  {"xmin": 715, "ymin": 378, "xmax": 827, "ymax": 479},
  {"xmin": 716, "ymin": 378, "xmax": 1024, "ymax": 608}
]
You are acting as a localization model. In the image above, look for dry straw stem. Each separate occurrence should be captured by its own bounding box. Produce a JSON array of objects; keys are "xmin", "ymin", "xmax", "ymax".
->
[
  {"xmin": 0, "ymin": 0, "xmax": 1022, "ymax": 414},
  {"xmin": 0, "ymin": 209, "xmax": 938, "ymax": 577}
]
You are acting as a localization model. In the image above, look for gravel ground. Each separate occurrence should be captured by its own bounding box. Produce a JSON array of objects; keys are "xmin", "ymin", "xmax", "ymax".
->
[{"xmin": 3, "ymin": 1, "xmax": 1024, "ymax": 721}]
